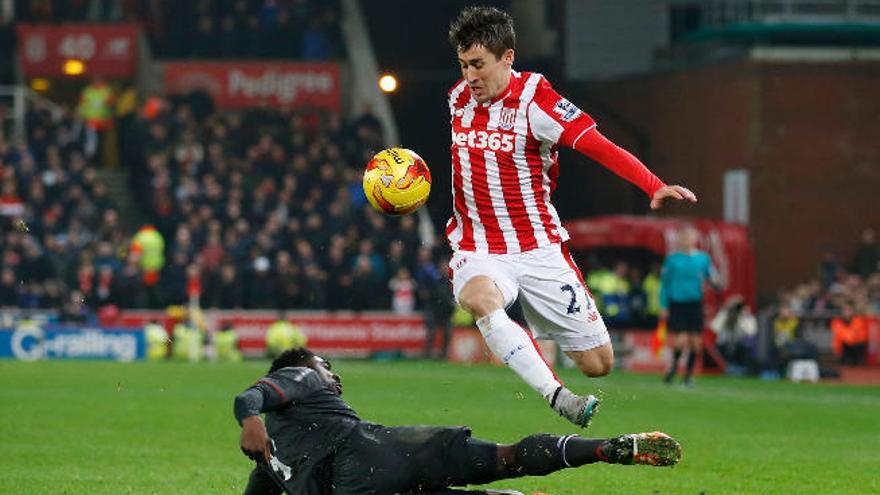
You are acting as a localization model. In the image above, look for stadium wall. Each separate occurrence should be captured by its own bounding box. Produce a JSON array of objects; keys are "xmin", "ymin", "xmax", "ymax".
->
[{"xmin": 567, "ymin": 58, "xmax": 880, "ymax": 297}]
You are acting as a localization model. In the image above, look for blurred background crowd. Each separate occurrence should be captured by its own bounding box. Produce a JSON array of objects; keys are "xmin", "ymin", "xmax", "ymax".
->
[
  {"xmin": 12, "ymin": 0, "xmax": 344, "ymax": 60},
  {"xmin": 0, "ymin": 98, "xmax": 457, "ymax": 321}
]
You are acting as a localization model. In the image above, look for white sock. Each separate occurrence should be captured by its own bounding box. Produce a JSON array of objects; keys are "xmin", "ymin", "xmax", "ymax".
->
[{"xmin": 476, "ymin": 309, "xmax": 561, "ymax": 399}]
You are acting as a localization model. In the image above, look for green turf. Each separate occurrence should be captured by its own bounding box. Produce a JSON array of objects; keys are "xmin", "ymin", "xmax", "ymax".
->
[{"xmin": 1, "ymin": 359, "xmax": 878, "ymax": 494}]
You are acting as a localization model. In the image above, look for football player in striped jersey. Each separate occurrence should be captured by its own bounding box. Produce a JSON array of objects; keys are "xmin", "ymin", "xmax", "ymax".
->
[{"xmin": 446, "ymin": 6, "xmax": 697, "ymax": 428}]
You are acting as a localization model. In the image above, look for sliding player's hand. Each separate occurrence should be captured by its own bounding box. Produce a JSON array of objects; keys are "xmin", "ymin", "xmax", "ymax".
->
[
  {"xmin": 650, "ymin": 185, "xmax": 697, "ymax": 210},
  {"xmin": 240, "ymin": 416, "xmax": 272, "ymax": 463}
]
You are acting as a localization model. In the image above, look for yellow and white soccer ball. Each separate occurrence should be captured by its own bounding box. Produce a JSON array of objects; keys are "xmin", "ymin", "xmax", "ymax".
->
[{"xmin": 363, "ymin": 148, "xmax": 431, "ymax": 215}]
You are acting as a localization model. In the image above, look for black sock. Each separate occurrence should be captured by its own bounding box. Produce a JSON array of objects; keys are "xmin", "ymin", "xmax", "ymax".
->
[
  {"xmin": 685, "ymin": 351, "xmax": 697, "ymax": 380},
  {"xmin": 666, "ymin": 349, "xmax": 682, "ymax": 380},
  {"xmin": 507, "ymin": 434, "xmax": 566, "ymax": 476},
  {"xmin": 559, "ymin": 435, "xmax": 606, "ymax": 466},
  {"xmin": 505, "ymin": 434, "xmax": 606, "ymax": 477}
]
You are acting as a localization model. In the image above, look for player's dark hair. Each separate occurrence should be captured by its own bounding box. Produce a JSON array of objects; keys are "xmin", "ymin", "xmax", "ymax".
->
[
  {"xmin": 449, "ymin": 6, "xmax": 515, "ymax": 59},
  {"xmin": 269, "ymin": 347, "xmax": 315, "ymax": 373}
]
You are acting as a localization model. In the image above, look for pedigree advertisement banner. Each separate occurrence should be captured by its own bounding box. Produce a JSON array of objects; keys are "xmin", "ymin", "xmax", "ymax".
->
[{"xmin": 164, "ymin": 62, "xmax": 341, "ymax": 111}]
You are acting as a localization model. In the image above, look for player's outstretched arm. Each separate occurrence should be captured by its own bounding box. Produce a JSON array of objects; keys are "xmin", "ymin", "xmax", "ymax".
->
[
  {"xmin": 572, "ymin": 128, "xmax": 697, "ymax": 209},
  {"xmin": 235, "ymin": 385, "xmax": 274, "ymax": 462}
]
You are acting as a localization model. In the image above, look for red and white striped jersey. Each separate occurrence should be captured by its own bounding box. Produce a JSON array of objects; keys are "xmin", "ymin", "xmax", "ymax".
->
[{"xmin": 446, "ymin": 71, "xmax": 597, "ymax": 254}]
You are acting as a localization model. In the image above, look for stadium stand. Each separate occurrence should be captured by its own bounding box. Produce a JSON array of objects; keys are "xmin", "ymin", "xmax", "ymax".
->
[
  {"xmin": 0, "ymin": 0, "xmax": 451, "ymax": 318},
  {"xmin": 12, "ymin": 0, "xmax": 344, "ymax": 60},
  {"xmin": 758, "ymin": 229, "xmax": 880, "ymax": 373},
  {"xmin": 0, "ymin": 97, "xmax": 449, "ymax": 314}
]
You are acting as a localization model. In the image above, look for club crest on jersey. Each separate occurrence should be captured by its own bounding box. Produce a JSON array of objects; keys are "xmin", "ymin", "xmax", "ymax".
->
[
  {"xmin": 553, "ymin": 98, "xmax": 581, "ymax": 122},
  {"xmin": 499, "ymin": 108, "xmax": 517, "ymax": 130}
]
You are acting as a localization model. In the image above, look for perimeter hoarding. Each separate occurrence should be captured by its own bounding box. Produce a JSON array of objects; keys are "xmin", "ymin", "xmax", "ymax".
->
[
  {"xmin": 0, "ymin": 324, "xmax": 145, "ymax": 361},
  {"xmin": 164, "ymin": 62, "xmax": 341, "ymax": 111},
  {"xmin": 113, "ymin": 310, "xmax": 425, "ymax": 358}
]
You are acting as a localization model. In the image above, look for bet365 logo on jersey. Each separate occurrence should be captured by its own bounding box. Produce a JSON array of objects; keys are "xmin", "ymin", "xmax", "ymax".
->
[{"xmin": 452, "ymin": 130, "xmax": 515, "ymax": 152}]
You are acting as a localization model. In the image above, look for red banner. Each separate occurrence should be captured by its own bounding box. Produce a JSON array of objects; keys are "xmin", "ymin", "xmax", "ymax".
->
[
  {"xmin": 164, "ymin": 62, "xmax": 341, "ymax": 111},
  {"xmin": 17, "ymin": 24, "xmax": 139, "ymax": 78},
  {"xmin": 113, "ymin": 310, "xmax": 425, "ymax": 358},
  {"xmin": 565, "ymin": 215, "xmax": 756, "ymax": 312}
]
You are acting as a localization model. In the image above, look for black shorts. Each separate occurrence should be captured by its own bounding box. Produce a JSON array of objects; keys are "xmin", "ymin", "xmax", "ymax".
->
[
  {"xmin": 668, "ymin": 301, "xmax": 704, "ymax": 334},
  {"xmin": 332, "ymin": 423, "xmax": 496, "ymax": 494}
]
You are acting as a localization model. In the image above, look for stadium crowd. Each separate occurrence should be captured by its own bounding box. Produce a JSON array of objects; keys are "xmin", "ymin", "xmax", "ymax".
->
[
  {"xmin": 128, "ymin": 97, "xmax": 444, "ymax": 313},
  {"xmin": 769, "ymin": 228, "xmax": 880, "ymax": 365},
  {"xmin": 0, "ymin": 99, "xmax": 125, "ymax": 321},
  {"xmin": 582, "ymin": 260, "xmax": 663, "ymax": 329},
  {"xmin": 0, "ymin": 93, "xmax": 455, "ymax": 322},
  {"xmin": 12, "ymin": 0, "xmax": 343, "ymax": 60}
]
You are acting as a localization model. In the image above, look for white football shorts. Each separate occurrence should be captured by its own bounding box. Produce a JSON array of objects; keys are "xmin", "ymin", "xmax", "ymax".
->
[{"xmin": 449, "ymin": 243, "xmax": 610, "ymax": 352}]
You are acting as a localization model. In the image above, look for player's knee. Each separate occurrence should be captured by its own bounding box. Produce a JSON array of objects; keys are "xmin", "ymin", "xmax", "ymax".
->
[
  {"xmin": 576, "ymin": 349, "xmax": 614, "ymax": 377},
  {"xmin": 579, "ymin": 360, "xmax": 611, "ymax": 377},
  {"xmin": 459, "ymin": 281, "xmax": 504, "ymax": 318}
]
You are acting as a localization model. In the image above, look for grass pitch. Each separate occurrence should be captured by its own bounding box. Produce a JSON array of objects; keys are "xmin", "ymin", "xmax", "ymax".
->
[{"xmin": 1, "ymin": 359, "xmax": 878, "ymax": 494}]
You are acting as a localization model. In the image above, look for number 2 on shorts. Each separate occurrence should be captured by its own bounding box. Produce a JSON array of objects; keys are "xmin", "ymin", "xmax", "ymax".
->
[{"xmin": 559, "ymin": 284, "xmax": 581, "ymax": 314}]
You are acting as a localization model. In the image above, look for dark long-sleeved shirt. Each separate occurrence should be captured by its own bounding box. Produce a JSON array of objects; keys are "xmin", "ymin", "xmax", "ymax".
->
[{"xmin": 234, "ymin": 366, "xmax": 360, "ymax": 494}]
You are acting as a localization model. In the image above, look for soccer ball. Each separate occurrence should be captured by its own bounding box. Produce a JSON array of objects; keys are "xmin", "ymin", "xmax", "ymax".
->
[{"xmin": 363, "ymin": 148, "xmax": 431, "ymax": 215}]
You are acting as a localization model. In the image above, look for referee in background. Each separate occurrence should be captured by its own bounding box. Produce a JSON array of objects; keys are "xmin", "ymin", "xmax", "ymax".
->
[{"xmin": 660, "ymin": 226, "xmax": 720, "ymax": 386}]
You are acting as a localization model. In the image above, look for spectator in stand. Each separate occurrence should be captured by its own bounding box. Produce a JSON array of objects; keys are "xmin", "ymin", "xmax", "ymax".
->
[
  {"xmin": 769, "ymin": 305, "xmax": 800, "ymax": 375},
  {"xmin": 130, "ymin": 225, "xmax": 165, "ymax": 287},
  {"xmin": 830, "ymin": 304, "xmax": 869, "ymax": 365},
  {"xmin": 93, "ymin": 265, "xmax": 116, "ymax": 308},
  {"xmin": 852, "ymin": 228, "xmax": 880, "ymax": 280},
  {"xmin": 602, "ymin": 262, "xmax": 632, "ymax": 325},
  {"xmin": 0, "ymin": 267, "xmax": 18, "ymax": 307},
  {"xmin": 350, "ymin": 254, "xmax": 382, "ymax": 311},
  {"xmin": 77, "ymin": 76, "xmax": 116, "ymax": 163},
  {"xmin": 0, "ymin": 180, "xmax": 24, "ymax": 217},
  {"xmin": 115, "ymin": 255, "xmax": 146, "ymax": 308},
  {"xmin": 389, "ymin": 267, "xmax": 416, "ymax": 315},
  {"xmin": 818, "ymin": 246, "xmax": 840, "ymax": 290},
  {"xmin": 641, "ymin": 262, "xmax": 662, "ymax": 326},
  {"xmin": 417, "ymin": 250, "xmax": 456, "ymax": 359},
  {"xmin": 869, "ymin": 274, "xmax": 880, "ymax": 314},
  {"xmin": 324, "ymin": 242, "xmax": 353, "ymax": 311},
  {"xmin": 59, "ymin": 290, "xmax": 95, "ymax": 324},
  {"xmin": 272, "ymin": 250, "xmax": 300, "ymax": 309},
  {"xmin": 709, "ymin": 295, "xmax": 757, "ymax": 373},
  {"xmin": 206, "ymin": 261, "xmax": 243, "ymax": 309},
  {"xmin": 162, "ymin": 250, "xmax": 190, "ymax": 306},
  {"xmin": 244, "ymin": 255, "xmax": 273, "ymax": 309},
  {"xmin": 385, "ymin": 240, "xmax": 409, "ymax": 280},
  {"xmin": 773, "ymin": 305, "xmax": 800, "ymax": 350}
]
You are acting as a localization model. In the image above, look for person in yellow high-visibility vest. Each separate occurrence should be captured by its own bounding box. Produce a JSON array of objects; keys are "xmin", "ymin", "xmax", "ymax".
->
[
  {"xmin": 265, "ymin": 314, "xmax": 307, "ymax": 358},
  {"xmin": 130, "ymin": 225, "xmax": 165, "ymax": 287},
  {"xmin": 172, "ymin": 322, "xmax": 204, "ymax": 362},
  {"xmin": 78, "ymin": 76, "xmax": 116, "ymax": 163},
  {"xmin": 144, "ymin": 320, "xmax": 169, "ymax": 360},
  {"xmin": 642, "ymin": 263, "xmax": 662, "ymax": 324},
  {"xmin": 214, "ymin": 321, "xmax": 242, "ymax": 362}
]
